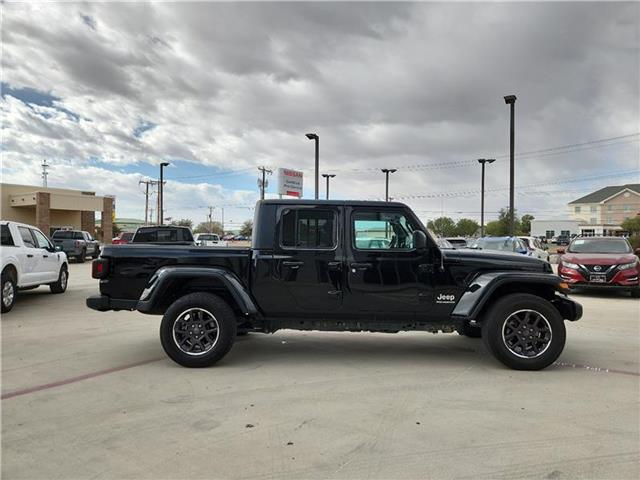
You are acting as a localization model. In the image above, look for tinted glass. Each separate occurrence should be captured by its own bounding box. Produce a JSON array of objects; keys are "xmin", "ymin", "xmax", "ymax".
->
[
  {"xmin": 122, "ymin": 232, "xmax": 134, "ymax": 241},
  {"xmin": 73, "ymin": 232, "xmax": 84, "ymax": 240},
  {"xmin": 133, "ymin": 230, "xmax": 156, "ymax": 242},
  {"xmin": 471, "ymin": 238, "xmax": 515, "ymax": 252},
  {"xmin": 179, "ymin": 229, "xmax": 194, "ymax": 242},
  {"xmin": 52, "ymin": 230, "xmax": 73, "ymax": 239},
  {"xmin": 568, "ymin": 238, "xmax": 632, "ymax": 254},
  {"xmin": 353, "ymin": 211, "xmax": 415, "ymax": 250},
  {"xmin": 281, "ymin": 209, "xmax": 335, "ymax": 249},
  {"xmin": 31, "ymin": 229, "xmax": 51, "ymax": 249},
  {"xmin": 1, "ymin": 225, "xmax": 14, "ymax": 246},
  {"xmin": 18, "ymin": 227, "xmax": 36, "ymax": 248}
]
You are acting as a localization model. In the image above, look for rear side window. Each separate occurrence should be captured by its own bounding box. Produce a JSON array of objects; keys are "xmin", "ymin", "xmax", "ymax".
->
[
  {"xmin": 53, "ymin": 230, "xmax": 73, "ymax": 239},
  {"xmin": 281, "ymin": 209, "xmax": 335, "ymax": 249},
  {"xmin": 180, "ymin": 229, "xmax": 194, "ymax": 242},
  {"xmin": 73, "ymin": 231, "xmax": 84, "ymax": 240},
  {"xmin": 134, "ymin": 229, "xmax": 156, "ymax": 242},
  {"xmin": 18, "ymin": 227, "xmax": 36, "ymax": 248},
  {"xmin": 1, "ymin": 225, "xmax": 15, "ymax": 246}
]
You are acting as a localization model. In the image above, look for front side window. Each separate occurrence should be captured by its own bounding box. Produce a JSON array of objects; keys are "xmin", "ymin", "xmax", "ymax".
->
[
  {"xmin": 281, "ymin": 209, "xmax": 335, "ymax": 249},
  {"xmin": 353, "ymin": 210, "xmax": 415, "ymax": 250},
  {"xmin": 31, "ymin": 229, "xmax": 51, "ymax": 249},
  {"xmin": 18, "ymin": 227, "xmax": 36, "ymax": 248}
]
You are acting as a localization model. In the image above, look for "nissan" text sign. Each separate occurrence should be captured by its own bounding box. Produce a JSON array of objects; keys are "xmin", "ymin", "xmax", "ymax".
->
[{"xmin": 276, "ymin": 168, "xmax": 303, "ymax": 197}]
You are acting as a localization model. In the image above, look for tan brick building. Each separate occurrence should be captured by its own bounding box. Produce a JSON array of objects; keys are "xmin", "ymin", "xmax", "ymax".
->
[
  {"xmin": 568, "ymin": 184, "xmax": 640, "ymax": 236},
  {"xmin": 0, "ymin": 183, "xmax": 115, "ymax": 243}
]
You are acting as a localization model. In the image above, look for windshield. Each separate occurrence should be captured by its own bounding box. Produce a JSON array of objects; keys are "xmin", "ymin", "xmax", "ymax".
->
[
  {"xmin": 568, "ymin": 238, "xmax": 632, "ymax": 254},
  {"xmin": 198, "ymin": 234, "xmax": 218, "ymax": 241},
  {"xmin": 471, "ymin": 238, "xmax": 515, "ymax": 251}
]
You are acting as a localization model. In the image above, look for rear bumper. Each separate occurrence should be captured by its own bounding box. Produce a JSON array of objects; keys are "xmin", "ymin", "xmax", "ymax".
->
[{"xmin": 86, "ymin": 294, "xmax": 138, "ymax": 312}]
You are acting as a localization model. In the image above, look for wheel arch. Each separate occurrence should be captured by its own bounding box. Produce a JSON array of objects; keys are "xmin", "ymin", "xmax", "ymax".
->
[
  {"xmin": 137, "ymin": 266, "xmax": 259, "ymax": 318},
  {"xmin": 2, "ymin": 263, "xmax": 18, "ymax": 284}
]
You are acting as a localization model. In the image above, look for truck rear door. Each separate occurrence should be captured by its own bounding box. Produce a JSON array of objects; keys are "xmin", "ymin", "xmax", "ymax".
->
[{"xmin": 268, "ymin": 205, "xmax": 344, "ymax": 314}]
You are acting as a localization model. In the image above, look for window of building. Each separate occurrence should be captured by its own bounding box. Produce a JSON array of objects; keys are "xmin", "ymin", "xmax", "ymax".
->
[
  {"xmin": 352, "ymin": 210, "xmax": 416, "ymax": 250},
  {"xmin": 606, "ymin": 217, "xmax": 613, "ymax": 224},
  {"xmin": 590, "ymin": 217, "xmax": 597, "ymax": 224},
  {"xmin": 545, "ymin": 230, "xmax": 555, "ymax": 239},
  {"xmin": 281, "ymin": 209, "xmax": 336, "ymax": 249},
  {"xmin": 590, "ymin": 205, "xmax": 597, "ymax": 213},
  {"xmin": 624, "ymin": 204, "xmax": 631, "ymax": 212},
  {"xmin": 561, "ymin": 230, "xmax": 570, "ymax": 237},
  {"xmin": 574, "ymin": 206, "xmax": 581, "ymax": 213},
  {"xmin": 607, "ymin": 205, "xmax": 613, "ymax": 212},
  {"xmin": 18, "ymin": 227, "xmax": 36, "ymax": 248}
]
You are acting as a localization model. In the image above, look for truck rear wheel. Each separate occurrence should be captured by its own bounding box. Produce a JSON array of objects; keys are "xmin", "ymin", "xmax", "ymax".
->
[
  {"xmin": 481, "ymin": 293, "xmax": 565, "ymax": 370},
  {"xmin": 1, "ymin": 270, "xmax": 17, "ymax": 313},
  {"xmin": 160, "ymin": 293, "xmax": 237, "ymax": 368}
]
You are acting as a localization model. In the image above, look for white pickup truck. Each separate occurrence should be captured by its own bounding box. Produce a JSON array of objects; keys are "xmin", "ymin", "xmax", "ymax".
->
[
  {"xmin": 1, "ymin": 221, "xmax": 69, "ymax": 313},
  {"xmin": 193, "ymin": 233, "xmax": 228, "ymax": 247}
]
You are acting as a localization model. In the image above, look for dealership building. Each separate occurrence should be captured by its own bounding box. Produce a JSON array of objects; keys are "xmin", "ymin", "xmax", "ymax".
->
[{"xmin": 0, "ymin": 183, "xmax": 114, "ymax": 243}]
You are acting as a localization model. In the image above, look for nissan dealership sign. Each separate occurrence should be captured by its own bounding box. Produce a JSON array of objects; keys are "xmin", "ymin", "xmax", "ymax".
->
[{"xmin": 276, "ymin": 168, "xmax": 303, "ymax": 197}]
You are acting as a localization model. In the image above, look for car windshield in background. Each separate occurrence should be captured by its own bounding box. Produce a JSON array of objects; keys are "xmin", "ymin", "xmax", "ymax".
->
[
  {"xmin": 121, "ymin": 232, "xmax": 134, "ymax": 241},
  {"xmin": 471, "ymin": 238, "xmax": 514, "ymax": 251},
  {"xmin": 198, "ymin": 235, "xmax": 217, "ymax": 241},
  {"xmin": 436, "ymin": 238, "xmax": 454, "ymax": 249},
  {"xmin": 568, "ymin": 238, "xmax": 632, "ymax": 254},
  {"xmin": 52, "ymin": 230, "xmax": 83, "ymax": 239}
]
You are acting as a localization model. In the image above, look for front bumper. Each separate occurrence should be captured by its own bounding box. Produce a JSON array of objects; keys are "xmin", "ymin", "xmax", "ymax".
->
[
  {"xmin": 551, "ymin": 295, "xmax": 583, "ymax": 321},
  {"xmin": 86, "ymin": 294, "xmax": 138, "ymax": 312}
]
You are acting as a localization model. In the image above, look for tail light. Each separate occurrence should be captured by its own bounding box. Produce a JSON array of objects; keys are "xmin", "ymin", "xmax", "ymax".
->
[
  {"xmin": 92, "ymin": 258, "xmax": 109, "ymax": 279},
  {"xmin": 75, "ymin": 240, "xmax": 82, "ymax": 247}
]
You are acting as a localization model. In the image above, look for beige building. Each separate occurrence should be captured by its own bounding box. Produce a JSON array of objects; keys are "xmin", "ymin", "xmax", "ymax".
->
[
  {"xmin": 1, "ymin": 183, "xmax": 114, "ymax": 243},
  {"xmin": 568, "ymin": 183, "xmax": 640, "ymax": 236}
]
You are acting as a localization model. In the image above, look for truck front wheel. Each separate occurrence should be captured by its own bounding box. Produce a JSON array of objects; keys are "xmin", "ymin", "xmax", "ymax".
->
[
  {"xmin": 160, "ymin": 293, "xmax": 237, "ymax": 368},
  {"xmin": 481, "ymin": 293, "xmax": 566, "ymax": 370}
]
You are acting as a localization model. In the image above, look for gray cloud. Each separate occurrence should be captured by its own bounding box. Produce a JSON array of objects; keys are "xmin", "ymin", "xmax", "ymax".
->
[{"xmin": 1, "ymin": 1, "xmax": 638, "ymax": 223}]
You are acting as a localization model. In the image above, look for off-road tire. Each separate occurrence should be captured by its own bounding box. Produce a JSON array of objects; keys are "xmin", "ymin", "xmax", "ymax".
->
[
  {"xmin": 77, "ymin": 249, "xmax": 86, "ymax": 263},
  {"xmin": 50, "ymin": 265, "xmax": 68, "ymax": 294},
  {"xmin": 481, "ymin": 293, "xmax": 566, "ymax": 370},
  {"xmin": 92, "ymin": 247, "xmax": 100, "ymax": 259},
  {"xmin": 160, "ymin": 293, "xmax": 236, "ymax": 367},
  {"xmin": 1, "ymin": 270, "xmax": 17, "ymax": 313}
]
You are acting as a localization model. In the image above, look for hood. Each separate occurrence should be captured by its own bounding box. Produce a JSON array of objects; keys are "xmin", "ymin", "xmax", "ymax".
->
[
  {"xmin": 560, "ymin": 253, "xmax": 637, "ymax": 265},
  {"xmin": 442, "ymin": 248, "xmax": 550, "ymax": 272}
]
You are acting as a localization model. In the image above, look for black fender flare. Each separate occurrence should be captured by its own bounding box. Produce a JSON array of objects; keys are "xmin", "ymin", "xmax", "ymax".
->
[
  {"xmin": 451, "ymin": 271, "xmax": 581, "ymax": 321},
  {"xmin": 136, "ymin": 266, "xmax": 259, "ymax": 315}
]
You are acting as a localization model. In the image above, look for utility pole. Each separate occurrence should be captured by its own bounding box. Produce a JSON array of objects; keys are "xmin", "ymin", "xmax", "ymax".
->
[
  {"xmin": 321, "ymin": 174, "xmax": 336, "ymax": 200},
  {"xmin": 477, "ymin": 159, "xmax": 496, "ymax": 237},
  {"xmin": 208, "ymin": 206, "xmax": 214, "ymax": 233},
  {"xmin": 159, "ymin": 162, "xmax": 170, "ymax": 225},
  {"xmin": 258, "ymin": 166, "xmax": 273, "ymax": 200},
  {"xmin": 504, "ymin": 95, "xmax": 517, "ymax": 236},
  {"xmin": 139, "ymin": 179, "xmax": 159, "ymax": 225},
  {"xmin": 381, "ymin": 168, "xmax": 397, "ymax": 201},
  {"xmin": 41, "ymin": 159, "xmax": 50, "ymax": 187}
]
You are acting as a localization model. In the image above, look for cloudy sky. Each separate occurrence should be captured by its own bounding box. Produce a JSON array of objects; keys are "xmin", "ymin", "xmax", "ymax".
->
[{"xmin": 2, "ymin": 1, "xmax": 639, "ymax": 229}]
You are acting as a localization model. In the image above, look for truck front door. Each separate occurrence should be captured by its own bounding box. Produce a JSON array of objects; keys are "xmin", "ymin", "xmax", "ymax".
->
[
  {"xmin": 344, "ymin": 207, "xmax": 427, "ymax": 319},
  {"xmin": 271, "ymin": 205, "xmax": 343, "ymax": 314}
]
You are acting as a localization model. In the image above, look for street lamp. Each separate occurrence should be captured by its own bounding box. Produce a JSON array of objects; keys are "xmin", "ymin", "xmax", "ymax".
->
[
  {"xmin": 159, "ymin": 162, "xmax": 170, "ymax": 225},
  {"xmin": 306, "ymin": 133, "xmax": 319, "ymax": 199},
  {"xmin": 477, "ymin": 158, "xmax": 496, "ymax": 237},
  {"xmin": 504, "ymin": 94, "xmax": 517, "ymax": 236},
  {"xmin": 321, "ymin": 174, "xmax": 336, "ymax": 200},
  {"xmin": 381, "ymin": 168, "xmax": 397, "ymax": 201}
]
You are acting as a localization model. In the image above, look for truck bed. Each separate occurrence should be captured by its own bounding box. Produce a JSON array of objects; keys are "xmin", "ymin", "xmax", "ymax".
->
[{"xmin": 98, "ymin": 244, "xmax": 252, "ymax": 302}]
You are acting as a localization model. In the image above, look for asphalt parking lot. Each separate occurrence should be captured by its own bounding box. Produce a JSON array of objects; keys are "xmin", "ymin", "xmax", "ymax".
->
[{"xmin": 2, "ymin": 263, "xmax": 639, "ymax": 479}]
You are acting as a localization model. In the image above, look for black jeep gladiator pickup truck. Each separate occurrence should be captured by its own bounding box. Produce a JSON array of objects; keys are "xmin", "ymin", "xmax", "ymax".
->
[{"xmin": 87, "ymin": 200, "xmax": 582, "ymax": 370}]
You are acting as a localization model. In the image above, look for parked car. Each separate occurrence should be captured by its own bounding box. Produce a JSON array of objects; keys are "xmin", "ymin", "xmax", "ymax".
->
[
  {"xmin": 194, "ymin": 233, "xmax": 228, "ymax": 247},
  {"xmin": 557, "ymin": 236, "xmax": 639, "ymax": 297},
  {"xmin": 112, "ymin": 232, "xmax": 134, "ymax": 245},
  {"xmin": 445, "ymin": 237, "xmax": 468, "ymax": 248},
  {"xmin": 222, "ymin": 234, "xmax": 235, "ymax": 241},
  {"xmin": 88, "ymin": 200, "xmax": 582, "ymax": 371},
  {"xmin": 232, "ymin": 234, "xmax": 249, "ymax": 241},
  {"xmin": 52, "ymin": 229, "xmax": 98, "ymax": 262},
  {"xmin": 436, "ymin": 238, "xmax": 454, "ymax": 249},
  {"xmin": 131, "ymin": 226, "xmax": 195, "ymax": 245},
  {"xmin": 1, "ymin": 221, "xmax": 69, "ymax": 312},
  {"xmin": 556, "ymin": 235, "xmax": 570, "ymax": 246},
  {"xmin": 469, "ymin": 236, "xmax": 528, "ymax": 255},
  {"xmin": 519, "ymin": 236, "xmax": 550, "ymax": 262}
]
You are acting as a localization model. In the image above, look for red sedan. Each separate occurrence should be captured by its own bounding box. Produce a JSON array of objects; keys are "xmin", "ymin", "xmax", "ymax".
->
[
  {"xmin": 111, "ymin": 232, "xmax": 134, "ymax": 245},
  {"xmin": 557, "ymin": 237, "xmax": 639, "ymax": 298}
]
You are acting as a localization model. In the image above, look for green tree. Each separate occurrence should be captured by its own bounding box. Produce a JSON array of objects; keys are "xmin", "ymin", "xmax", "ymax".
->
[
  {"xmin": 240, "ymin": 220, "xmax": 253, "ymax": 237},
  {"xmin": 170, "ymin": 218, "xmax": 193, "ymax": 228},
  {"xmin": 454, "ymin": 218, "xmax": 479, "ymax": 237},
  {"xmin": 484, "ymin": 220, "xmax": 504, "ymax": 236},
  {"xmin": 485, "ymin": 208, "xmax": 521, "ymax": 236},
  {"xmin": 622, "ymin": 216, "xmax": 640, "ymax": 235},
  {"xmin": 427, "ymin": 217, "xmax": 456, "ymax": 236},
  {"xmin": 193, "ymin": 221, "xmax": 223, "ymax": 235},
  {"xmin": 520, "ymin": 214, "xmax": 535, "ymax": 235}
]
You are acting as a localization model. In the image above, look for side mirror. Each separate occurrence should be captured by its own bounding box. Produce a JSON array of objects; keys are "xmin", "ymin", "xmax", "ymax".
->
[
  {"xmin": 556, "ymin": 247, "xmax": 565, "ymax": 255},
  {"xmin": 635, "ymin": 248, "xmax": 640, "ymax": 256},
  {"xmin": 413, "ymin": 230, "xmax": 427, "ymax": 250}
]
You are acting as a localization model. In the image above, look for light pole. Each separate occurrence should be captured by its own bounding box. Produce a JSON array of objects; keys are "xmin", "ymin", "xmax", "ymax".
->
[
  {"xmin": 159, "ymin": 162, "xmax": 170, "ymax": 225},
  {"xmin": 306, "ymin": 133, "xmax": 319, "ymax": 199},
  {"xmin": 381, "ymin": 168, "xmax": 397, "ymax": 201},
  {"xmin": 321, "ymin": 174, "xmax": 336, "ymax": 199},
  {"xmin": 504, "ymin": 95, "xmax": 516, "ymax": 236},
  {"xmin": 477, "ymin": 158, "xmax": 496, "ymax": 237}
]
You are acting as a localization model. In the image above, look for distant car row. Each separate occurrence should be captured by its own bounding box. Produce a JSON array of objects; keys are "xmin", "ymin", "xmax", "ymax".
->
[
  {"xmin": 436, "ymin": 235, "xmax": 550, "ymax": 261},
  {"xmin": 111, "ymin": 226, "xmax": 250, "ymax": 246}
]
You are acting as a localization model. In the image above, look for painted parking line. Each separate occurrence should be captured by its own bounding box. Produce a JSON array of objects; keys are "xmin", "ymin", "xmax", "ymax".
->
[
  {"xmin": 1, "ymin": 357, "xmax": 164, "ymax": 400},
  {"xmin": 554, "ymin": 361, "xmax": 640, "ymax": 377}
]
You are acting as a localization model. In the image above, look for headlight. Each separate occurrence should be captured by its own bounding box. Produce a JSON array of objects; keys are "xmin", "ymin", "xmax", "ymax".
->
[
  {"xmin": 618, "ymin": 260, "xmax": 639, "ymax": 271},
  {"xmin": 561, "ymin": 261, "xmax": 580, "ymax": 270}
]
